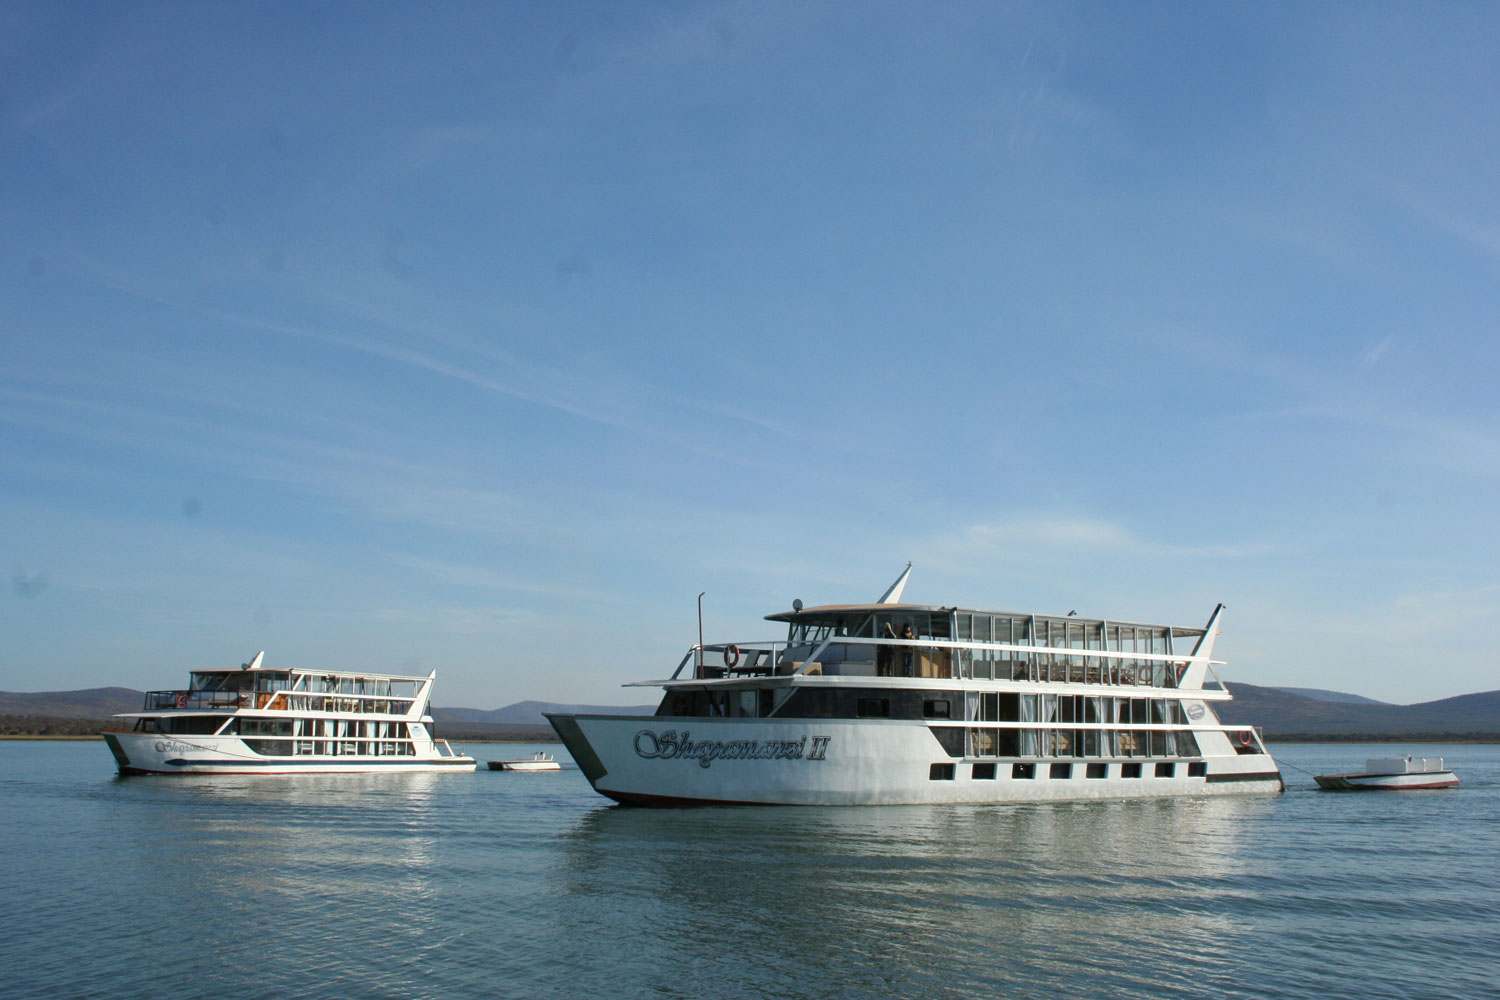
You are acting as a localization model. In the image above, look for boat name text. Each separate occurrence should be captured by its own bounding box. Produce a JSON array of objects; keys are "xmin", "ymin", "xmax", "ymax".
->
[
  {"xmin": 153, "ymin": 740, "xmax": 194, "ymax": 753},
  {"xmin": 633, "ymin": 730, "xmax": 830, "ymax": 768}
]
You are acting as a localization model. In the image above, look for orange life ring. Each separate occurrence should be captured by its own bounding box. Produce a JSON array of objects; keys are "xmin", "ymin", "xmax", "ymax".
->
[
  {"xmin": 175, "ymin": 692, "xmax": 189, "ymax": 708},
  {"xmin": 723, "ymin": 645, "xmax": 740, "ymax": 668},
  {"xmin": 1237, "ymin": 730, "xmax": 1254, "ymax": 748}
]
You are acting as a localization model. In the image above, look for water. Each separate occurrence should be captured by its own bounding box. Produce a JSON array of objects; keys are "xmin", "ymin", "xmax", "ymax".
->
[{"xmin": 2, "ymin": 742, "xmax": 1496, "ymax": 1000}]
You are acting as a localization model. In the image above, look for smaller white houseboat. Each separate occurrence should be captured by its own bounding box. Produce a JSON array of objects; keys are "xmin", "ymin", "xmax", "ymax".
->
[
  {"xmin": 1314, "ymin": 757, "xmax": 1458, "ymax": 790},
  {"xmin": 100, "ymin": 652, "xmax": 476, "ymax": 774},
  {"xmin": 487, "ymin": 752, "xmax": 562, "ymax": 772}
]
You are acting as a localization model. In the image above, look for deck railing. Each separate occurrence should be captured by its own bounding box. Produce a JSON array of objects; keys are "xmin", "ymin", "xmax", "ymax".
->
[
  {"xmin": 669, "ymin": 635, "xmax": 1208, "ymax": 687},
  {"xmin": 143, "ymin": 689, "xmax": 417, "ymax": 714}
]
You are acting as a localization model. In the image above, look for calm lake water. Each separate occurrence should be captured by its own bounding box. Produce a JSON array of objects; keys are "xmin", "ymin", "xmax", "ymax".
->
[{"xmin": 1, "ymin": 741, "xmax": 1496, "ymax": 1000}]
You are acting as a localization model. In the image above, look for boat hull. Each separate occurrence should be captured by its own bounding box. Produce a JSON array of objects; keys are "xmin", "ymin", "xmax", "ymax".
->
[
  {"xmin": 1314, "ymin": 771, "xmax": 1458, "ymax": 790},
  {"xmin": 548, "ymin": 714, "xmax": 1282, "ymax": 806},
  {"xmin": 101, "ymin": 730, "xmax": 476, "ymax": 774}
]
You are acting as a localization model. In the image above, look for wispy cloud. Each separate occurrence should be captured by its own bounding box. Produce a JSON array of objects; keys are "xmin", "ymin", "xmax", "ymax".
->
[
  {"xmin": 935, "ymin": 516, "xmax": 1281, "ymax": 562},
  {"xmin": 62, "ymin": 252, "xmax": 810, "ymax": 478},
  {"xmin": 381, "ymin": 555, "xmax": 614, "ymax": 604},
  {"xmin": 1356, "ymin": 334, "xmax": 1394, "ymax": 368}
]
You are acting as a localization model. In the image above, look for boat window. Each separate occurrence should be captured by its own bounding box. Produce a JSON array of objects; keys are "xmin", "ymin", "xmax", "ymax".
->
[
  {"xmin": 1050, "ymin": 762, "xmax": 1072, "ymax": 779},
  {"xmin": 1121, "ymin": 762, "xmax": 1143, "ymax": 778},
  {"xmin": 1188, "ymin": 761, "xmax": 1207, "ymax": 777},
  {"xmin": 787, "ymin": 620, "xmax": 840, "ymax": 646},
  {"xmin": 1155, "ymin": 762, "xmax": 1176, "ymax": 778},
  {"xmin": 856, "ymin": 697, "xmax": 890, "ymax": 718},
  {"xmin": 922, "ymin": 699, "xmax": 950, "ymax": 719},
  {"xmin": 157, "ymin": 715, "xmax": 230, "ymax": 735},
  {"xmin": 928, "ymin": 763, "xmax": 955, "ymax": 780},
  {"xmin": 972, "ymin": 762, "xmax": 997, "ymax": 780},
  {"xmin": 1012, "ymin": 762, "xmax": 1036, "ymax": 779},
  {"xmin": 1086, "ymin": 762, "xmax": 1108, "ymax": 779}
]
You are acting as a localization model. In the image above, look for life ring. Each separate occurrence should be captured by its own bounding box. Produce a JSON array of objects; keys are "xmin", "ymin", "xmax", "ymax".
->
[
  {"xmin": 1237, "ymin": 730, "xmax": 1254, "ymax": 748},
  {"xmin": 723, "ymin": 644, "xmax": 740, "ymax": 669},
  {"xmin": 175, "ymin": 692, "xmax": 189, "ymax": 708},
  {"xmin": 1137, "ymin": 664, "xmax": 1152, "ymax": 685}
]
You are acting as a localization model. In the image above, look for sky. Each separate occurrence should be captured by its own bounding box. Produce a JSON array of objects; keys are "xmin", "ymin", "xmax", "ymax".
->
[{"xmin": 2, "ymin": 2, "xmax": 1497, "ymax": 708}]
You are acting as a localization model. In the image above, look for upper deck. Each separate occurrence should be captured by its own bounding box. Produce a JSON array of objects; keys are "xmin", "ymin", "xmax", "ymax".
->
[
  {"xmin": 661, "ymin": 596, "xmax": 1224, "ymax": 693},
  {"xmin": 137, "ymin": 655, "xmax": 433, "ymax": 716}
]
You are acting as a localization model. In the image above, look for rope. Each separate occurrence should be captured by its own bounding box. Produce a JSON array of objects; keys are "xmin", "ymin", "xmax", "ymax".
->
[{"xmin": 1276, "ymin": 758, "xmax": 1319, "ymax": 777}]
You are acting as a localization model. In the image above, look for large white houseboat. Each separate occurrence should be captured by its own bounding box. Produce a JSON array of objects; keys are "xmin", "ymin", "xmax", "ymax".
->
[
  {"xmin": 101, "ymin": 652, "xmax": 476, "ymax": 774},
  {"xmin": 548, "ymin": 567, "xmax": 1282, "ymax": 805}
]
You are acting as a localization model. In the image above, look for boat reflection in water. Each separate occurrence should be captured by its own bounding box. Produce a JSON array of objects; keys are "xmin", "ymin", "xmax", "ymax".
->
[{"xmin": 556, "ymin": 792, "xmax": 1277, "ymax": 995}]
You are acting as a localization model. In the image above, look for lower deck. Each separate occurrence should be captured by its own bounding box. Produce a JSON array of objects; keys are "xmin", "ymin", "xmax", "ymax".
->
[
  {"xmin": 549, "ymin": 713, "xmax": 1281, "ymax": 806},
  {"xmin": 101, "ymin": 726, "xmax": 475, "ymax": 774}
]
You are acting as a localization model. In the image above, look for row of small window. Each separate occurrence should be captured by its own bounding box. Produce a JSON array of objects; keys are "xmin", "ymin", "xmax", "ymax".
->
[
  {"xmin": 929, "ymin": 760, "xmax": 1210, "ymax": 781},
  {"xmin": 244, "ymin": 739, "xmax": 417, "ymax": 757}
]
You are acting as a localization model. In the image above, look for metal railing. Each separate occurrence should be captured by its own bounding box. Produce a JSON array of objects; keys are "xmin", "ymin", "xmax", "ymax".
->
[
  {"xmin": 665, "ymin": 634, "xmax": 1209, "ymax": 688},
  {"xmin": 143, "ymin": 689, "xmax": 416, "ymax": 714}
]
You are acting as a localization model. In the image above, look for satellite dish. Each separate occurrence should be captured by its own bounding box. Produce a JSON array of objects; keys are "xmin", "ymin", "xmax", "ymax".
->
[{"xmin": 792, "ymin": 599, "xmax": 803, "ymax": 611}]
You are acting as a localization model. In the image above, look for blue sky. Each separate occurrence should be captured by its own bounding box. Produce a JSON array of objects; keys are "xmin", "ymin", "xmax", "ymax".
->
[{"xmin": 3, "ymin": 3, "xmax": 1497, "ymax": 707}]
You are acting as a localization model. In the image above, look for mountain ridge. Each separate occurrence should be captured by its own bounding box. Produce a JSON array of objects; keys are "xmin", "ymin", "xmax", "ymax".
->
[{"xmin": 3, "ymin": 684, "xmax": 1494, "ymax": 739}]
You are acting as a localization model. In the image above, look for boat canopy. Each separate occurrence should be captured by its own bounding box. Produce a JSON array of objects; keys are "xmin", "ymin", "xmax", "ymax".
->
[{"xmin": 766, "ymin": 603, "xmax": 1206, "ymax": 646}]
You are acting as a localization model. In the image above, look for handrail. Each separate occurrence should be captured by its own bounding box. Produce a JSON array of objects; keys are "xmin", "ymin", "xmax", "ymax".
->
[
  {"xmin": 142, "ymin": 689, "xmax": 417, "ymax": 714},
  {"xmin": 674, "ymin": 641, "xmax": 784, "ymax": 679},
  {"xmin": 676, "ymin": 634, "xmax": 1217, "ymax": 665}
]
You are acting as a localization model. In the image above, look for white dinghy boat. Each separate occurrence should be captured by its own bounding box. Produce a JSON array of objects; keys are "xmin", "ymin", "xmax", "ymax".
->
[
  {"xmin": 488, "ymin": 752, "xmax": 562, "ymax": 772},
  {"xmin": 1314, "ymin": 756, "xmax": 1458, "ymax": 790}
]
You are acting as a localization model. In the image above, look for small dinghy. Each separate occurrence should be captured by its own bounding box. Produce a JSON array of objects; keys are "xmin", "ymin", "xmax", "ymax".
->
[
  {"xmin": 488, "ymin": 752, "xmax": 561, "ymax": 772},
  {"xmin": 1315, "ymin": 756, "xmax": 1457, "ymax": 790}
]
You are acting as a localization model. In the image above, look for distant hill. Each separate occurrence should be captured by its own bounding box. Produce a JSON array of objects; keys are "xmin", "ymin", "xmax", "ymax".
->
[
  {"xmin": 1219, "ymin": 683, "xmax": 1500, "ymax": 739},
  {"xmin": 1272, "ymin": 687, "xmax": 1388, "ymax": 706},
  {"xmin": 434, "ymin": 700, "xmax": 655, "ymax": 727},
  {"xmin": 2, "ymin": 685, "xmax": 1493, "ymax": 741},
  {"xmin": 0, "ymin": 689, "xmax": 653, "ymax": 741},
  {"xmin": 0, "ymin": 687, "xmax": 144, "ymax": 718}
]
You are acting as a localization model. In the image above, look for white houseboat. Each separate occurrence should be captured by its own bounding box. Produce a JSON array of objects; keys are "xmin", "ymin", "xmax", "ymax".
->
[
  {"xmin": 100, "ymin": 652, "xmax": 476, "ymax": 774},
  {"xmin": 548, "ymin": 567, "xmax": 1282, "ymax": 806}
]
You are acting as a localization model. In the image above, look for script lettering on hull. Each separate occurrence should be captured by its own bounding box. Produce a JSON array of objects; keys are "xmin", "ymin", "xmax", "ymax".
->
[{"xmin": 633, "ymin": 729, "xmax": 832, "ymax": 768}]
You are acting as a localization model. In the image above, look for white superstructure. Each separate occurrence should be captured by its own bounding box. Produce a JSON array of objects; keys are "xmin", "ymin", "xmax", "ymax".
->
[
  {"xmin": 548, "ymin": 568, "xmax": 1282, "ymax": 805},
  {"xmin": 101, "ymin": 652, "xmax": 476, "ymax": 774}
]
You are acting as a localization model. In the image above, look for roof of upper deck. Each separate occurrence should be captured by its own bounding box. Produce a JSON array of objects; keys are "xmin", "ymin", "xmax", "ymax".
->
[{"xmin": 763, "ymin": 603, "xmax": 1206, "ymax": 636}]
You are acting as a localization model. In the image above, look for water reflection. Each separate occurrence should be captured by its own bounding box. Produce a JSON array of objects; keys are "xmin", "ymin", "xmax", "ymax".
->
[
  {"xmin": 90, "ymin": 770, "xmax": 464, "ymax": 998},
  {"xmin": 556, "ymin": 795, "xmax": 1277, "ymax": 998},
  {"xmin": 8, "ymin": 741, "xmax": 1493, "ymax": 1000}
]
